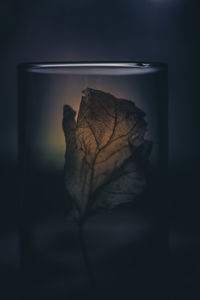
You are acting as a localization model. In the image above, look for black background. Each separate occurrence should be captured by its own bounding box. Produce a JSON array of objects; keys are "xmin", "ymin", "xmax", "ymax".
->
[{"xmin": 0, "ymin": 0, "xmax": 199, "ymax": 299}]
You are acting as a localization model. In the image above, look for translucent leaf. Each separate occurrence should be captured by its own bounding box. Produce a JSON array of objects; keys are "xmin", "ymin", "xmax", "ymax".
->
[{"xmin": 63, "ymin": 88, "xmax": 152, "ymax": 222}]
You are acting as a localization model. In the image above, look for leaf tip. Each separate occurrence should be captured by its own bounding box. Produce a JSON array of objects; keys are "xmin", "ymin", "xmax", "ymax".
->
[{"xmin": 63, "ymin": 104, "xmax": 76, "ymax": 119}]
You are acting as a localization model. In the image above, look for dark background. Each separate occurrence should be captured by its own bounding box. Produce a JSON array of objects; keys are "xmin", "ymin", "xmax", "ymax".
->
[{"xmin": 0, "ymin": 0, "xmax": 199, "ymax": 299}]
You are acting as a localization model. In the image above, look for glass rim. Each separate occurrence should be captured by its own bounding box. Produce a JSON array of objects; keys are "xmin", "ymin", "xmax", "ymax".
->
[{"xmin": 18, "ymin": 61, "xmax": 167, "ymax": 70}]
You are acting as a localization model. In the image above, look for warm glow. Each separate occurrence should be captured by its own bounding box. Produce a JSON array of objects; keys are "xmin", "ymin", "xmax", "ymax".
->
[{"xmin": 33, "ymin": 75, "xmax": 155, "ymax": 169}]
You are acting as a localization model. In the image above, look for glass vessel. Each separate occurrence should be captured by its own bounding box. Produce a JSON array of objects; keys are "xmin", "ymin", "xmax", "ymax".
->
[{"xmin": 18, "ymin": 62, "xmax": 168, "ymax": 300}]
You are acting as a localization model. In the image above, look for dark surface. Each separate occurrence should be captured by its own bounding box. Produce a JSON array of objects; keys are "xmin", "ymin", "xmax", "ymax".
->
[
  {"xmin": 1, "ymin": 163, "xmax": 200, "ymax": 299},
  {"xmin": 0, "ymin": 0, "xmax": 199, "ymax": 299}
]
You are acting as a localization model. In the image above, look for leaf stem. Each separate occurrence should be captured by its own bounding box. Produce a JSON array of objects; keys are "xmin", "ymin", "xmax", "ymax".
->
[{"xmin": 78, "ymin": 223, "xmax": 96, "ymax": 289}]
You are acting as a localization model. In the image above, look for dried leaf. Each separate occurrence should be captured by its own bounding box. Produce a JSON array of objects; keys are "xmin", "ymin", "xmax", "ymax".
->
[{"xmin": 63, "ymin": 88, "xmax": 152, "ymax": 222}]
